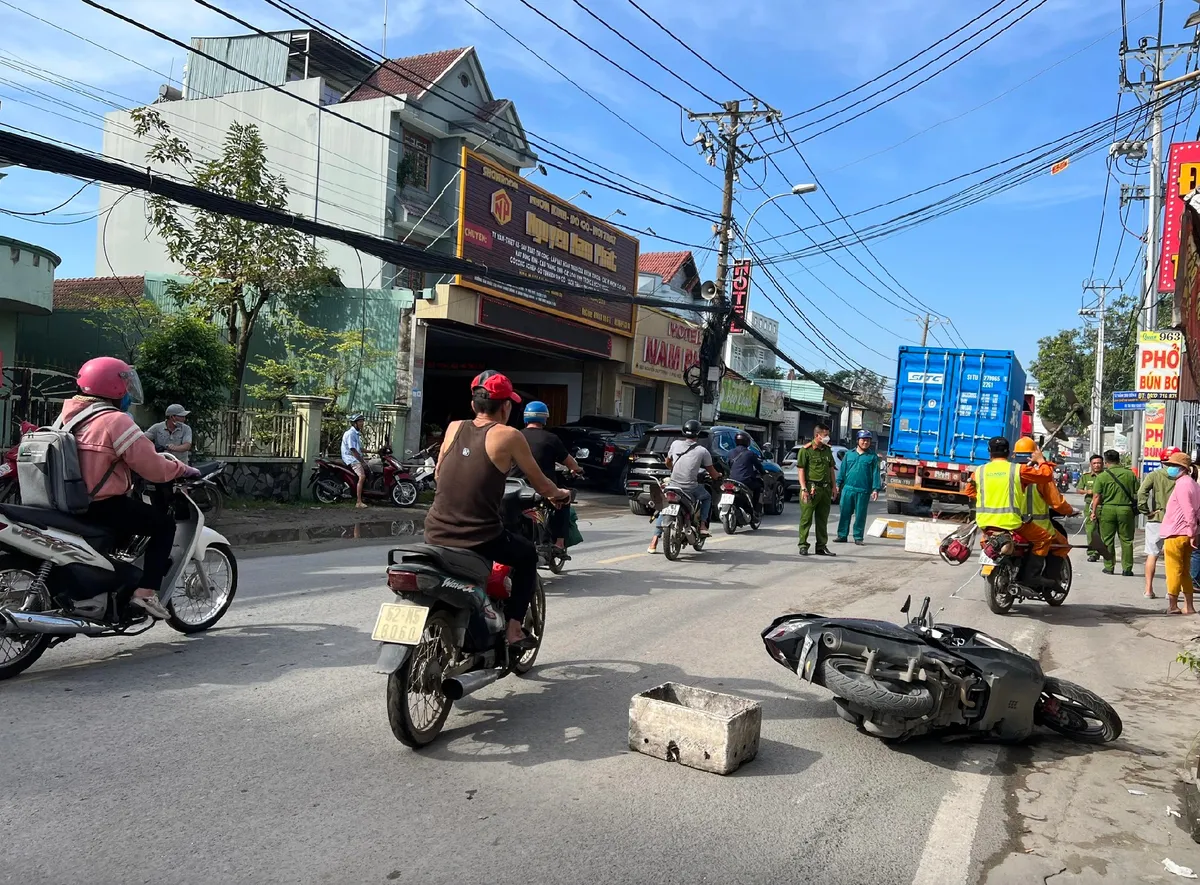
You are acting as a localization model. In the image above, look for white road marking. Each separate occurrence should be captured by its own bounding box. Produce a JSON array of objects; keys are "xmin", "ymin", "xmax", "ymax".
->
[{"xmin": 910, "ymin": 622, "xmax": 1040, "ymax": 885}]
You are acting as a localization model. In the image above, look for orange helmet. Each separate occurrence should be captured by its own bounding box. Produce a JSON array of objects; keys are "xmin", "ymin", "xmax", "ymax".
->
[{"xmin": 1013, "ymin": 437, "xmax": 1038, "ymax": 454}]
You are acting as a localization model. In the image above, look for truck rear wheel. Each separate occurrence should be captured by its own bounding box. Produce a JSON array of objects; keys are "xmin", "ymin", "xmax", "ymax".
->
[{"xmin": 886, "ymin": 501, "xmax": 903, "ymax": 515}]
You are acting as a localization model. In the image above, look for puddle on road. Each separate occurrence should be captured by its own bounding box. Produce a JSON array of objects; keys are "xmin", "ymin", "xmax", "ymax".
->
[{"xmin": 226, "ymin": 517, "xmax": 423, "ymax": 548}]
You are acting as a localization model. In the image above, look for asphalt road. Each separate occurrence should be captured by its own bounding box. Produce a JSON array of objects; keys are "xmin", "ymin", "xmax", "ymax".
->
[{"xmin": 0, "ymin": 501, "xmax": 1081, "ymax": 885}]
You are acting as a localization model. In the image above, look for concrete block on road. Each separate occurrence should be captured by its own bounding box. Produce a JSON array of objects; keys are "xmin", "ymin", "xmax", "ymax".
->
[
  {"xmin": 629, "ymin": 683, "xmax": 761, "ymax": 776},
  {"xmin": 904, "ymin": 519, "xmax": 956, "ymax": 555}
]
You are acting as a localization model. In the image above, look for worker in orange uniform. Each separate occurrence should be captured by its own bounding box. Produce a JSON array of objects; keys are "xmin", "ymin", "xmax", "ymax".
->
[
  {"xmin": 1016, "ymin": 440, "xmax": 1076, "ymax": 585},
  {"xmin": 966, "ymin": 436, "xmax": 1063, "ymax": 588}
]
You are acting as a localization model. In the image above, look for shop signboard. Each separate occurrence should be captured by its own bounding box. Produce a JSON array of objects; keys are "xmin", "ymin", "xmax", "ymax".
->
[
  {"xmin": 629, "ymin": 307, "xmax": 701, "ymax": 384},
  {"xmin": 780, "ymin": 410, "xmax": 800, "ymax": 439},
  {"xmin": 729, "ymin": 260, "xmax": 751, "ymax": 333},
  {"xmin": 1142, "ymin": 400, "xmax": 1167, "ymax": 470},
  {"xmin": 1158, "ymin": 142, "xmax": 1200, "ymax": 292},
  {"xmin": 455, "ymin": 148, "xmax": 638, "ymax": 337},
  {"xmin": 758, "ymin": 388, "xmax": 785, "ymax": 422},
  {"xmin": 1178, "ymin": 195, "xmax": 1200, "ymax": 400},
  {"xmin": 720, "ymin": 376, "xmax": 760, "ymax": 418},
  {"xmin": 1135, "ymin": 330, "xmax": 1183, "ymax": 400}
]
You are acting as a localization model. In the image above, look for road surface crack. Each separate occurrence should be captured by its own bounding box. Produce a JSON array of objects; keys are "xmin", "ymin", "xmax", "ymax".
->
[{"xmin": 1043, "ymin": 867, "xmax": 1068, "ymax": 884}]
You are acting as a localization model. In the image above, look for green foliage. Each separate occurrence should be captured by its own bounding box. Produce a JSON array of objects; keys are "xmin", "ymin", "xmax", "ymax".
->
[
  {"xmin": 752, "ymin": 365, "xmax": 785, "ymax": 380},
  {"xmin": 129, "ymin": 107, "xmax": 340, "ymax": 404},
  {"xmin": 1029, "ymin": 293, "xmax": 1138, "ymax": 433},
  {"xmin": 1179, "ymin": 650, "xmax": 1200, "ymax": 675},
  {"xmin": 811, "ymin": 368, "xmax": 890, "ymax": 407},
  {"xmin": 135, "ymin": 314, "xmax": 236, "ymax": 437},
  {"xmin": 245, "ymin": 309, "xmax": 389, "ymax": 412},
  {"xmin": 81, "ymin": 294, "xmax": 162, "ymax": 365}
]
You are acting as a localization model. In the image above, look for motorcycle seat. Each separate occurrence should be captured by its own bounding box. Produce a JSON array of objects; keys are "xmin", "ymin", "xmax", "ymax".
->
[
  {"xmin": 0, "ymin": 504, "xmax": 111, "ymax": 545},
  {"xmin": 390, "ymin": 543, "xmax": 492, "ymax": 586}
]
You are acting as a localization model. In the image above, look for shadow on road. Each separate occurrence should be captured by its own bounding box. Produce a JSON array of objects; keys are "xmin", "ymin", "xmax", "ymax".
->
[{"xmin": 426, "ymin": 657, "xmax": 833, "ymax": 772}]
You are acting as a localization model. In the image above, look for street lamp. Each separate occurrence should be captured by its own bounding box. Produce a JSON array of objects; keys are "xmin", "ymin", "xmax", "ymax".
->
[
  {"xmin": 521, "ymin": 164, "xmax": 547, "ymax": 178},
  {"xmin": 740, "ymin": 183, "xmax": 817, "ymax": 257},
  {"xmin": 568, "ymin": 189, "xmax": 592, "ymax": 201},
  {"xmin": 604, "ymin": 209, "xmax": 627, "ymax": 221}
]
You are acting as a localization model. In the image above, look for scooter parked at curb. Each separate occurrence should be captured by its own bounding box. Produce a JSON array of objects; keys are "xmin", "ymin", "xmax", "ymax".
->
[{"xmin": 310, "ymin": 446, "xmax": 418, "ymax": 507}]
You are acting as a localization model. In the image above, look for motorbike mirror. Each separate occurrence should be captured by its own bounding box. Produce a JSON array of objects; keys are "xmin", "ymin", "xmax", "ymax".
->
[
  {"xmin": 900, "ymin": 595, "xmax": 911, "ymax": 615},
  {"xmin": 917, "ymin": 596, "xmax": 930, "ymax": 624}
]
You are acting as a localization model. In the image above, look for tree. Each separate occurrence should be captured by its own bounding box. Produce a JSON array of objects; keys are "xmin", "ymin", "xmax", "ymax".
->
[
  {"xmin": 136, "ymin": 314, "xmax": 236, "ymax": 436},
  {"xmin": 130, "ymin": 108, "xmax": 340, "ymax": 405},
  {"xmin": 82, "ymin": 293, "xmax": 162, "ymax": 364},
  {"xmin": 752, "ymin": 365, "xmax": 785, "ymax": 380},
  {"xmin": 1029, "ymin": 293, "xmax": 1138, "ymax": 432},
  {"xmin": 811, "ymin": 368, "xmax": 889, "ymax": 406}
]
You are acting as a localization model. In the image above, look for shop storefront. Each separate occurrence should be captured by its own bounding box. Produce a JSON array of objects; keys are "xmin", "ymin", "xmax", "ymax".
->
[
  {"xmin": 407, "ymin": 149, "xmax": 639, "ymax": 449},
  {"xmin": 624, "ymin": 306, "xmax": 702, "ymax": 425},
  {"xmin": 757, "ymin": 387, "xmax": 785, "ymax": 447}
]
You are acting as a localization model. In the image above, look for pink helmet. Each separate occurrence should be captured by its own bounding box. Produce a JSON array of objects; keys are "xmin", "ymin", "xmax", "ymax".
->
[{"xmin": 76, "ymin": 357, "xmax": 143, "ymax": 403}]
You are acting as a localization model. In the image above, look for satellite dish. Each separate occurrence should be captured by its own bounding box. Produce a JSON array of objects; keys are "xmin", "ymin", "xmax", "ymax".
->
[{"xmin": 700, "ymin": 281, "xmax": 718, "ymax": 301}]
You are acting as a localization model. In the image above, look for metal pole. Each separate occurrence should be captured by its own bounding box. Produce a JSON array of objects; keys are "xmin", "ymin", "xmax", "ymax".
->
[
  {"xmin": 701, "ymin": 100, "xmax": 740, "ymax": 423},
  {"xmin": 920, "ymin": 314, "xmax": 930, "ymax": 346},
  {"xmin": 1092, "ymin": 289, "xmax": 1106, "ymax": 456},
  {"xmin": 1134, "ymin": 49, "xmax": 1163, "ymax": 475}
]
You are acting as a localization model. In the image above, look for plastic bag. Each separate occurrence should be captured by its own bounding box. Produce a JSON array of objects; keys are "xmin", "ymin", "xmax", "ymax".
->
[{"xmin": 566, "ymin": 506, "xmax": 583, "ymax": 548}]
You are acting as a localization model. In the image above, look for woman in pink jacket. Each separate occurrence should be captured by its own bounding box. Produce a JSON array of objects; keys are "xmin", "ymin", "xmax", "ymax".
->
[{"xmin": 66, "ymin": 357, "xmax": 198, "ymax": 620}]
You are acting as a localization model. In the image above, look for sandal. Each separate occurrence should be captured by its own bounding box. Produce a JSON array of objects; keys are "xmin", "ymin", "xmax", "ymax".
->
[
  {"xmin": 507, "ymin": 634, "xmax": 538, "ymax": 653},
  {"xmin": 131, "ymin": 594, "xmax": 171, "ymax": 621}
]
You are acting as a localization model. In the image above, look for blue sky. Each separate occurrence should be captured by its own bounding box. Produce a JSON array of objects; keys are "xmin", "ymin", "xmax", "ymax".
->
[{"xmin": 0, "ymin": 0, "xmax": 1192, "ymax": 381}]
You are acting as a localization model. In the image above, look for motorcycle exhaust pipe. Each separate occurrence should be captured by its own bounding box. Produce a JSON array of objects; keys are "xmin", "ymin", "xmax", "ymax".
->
[
  {"xmin": 442, "ymin": 668, "xmax": 503, "ymax": 701},
  {"xmin": 1, "ymin": 610, "xmax": 109, "ymax": 636}
]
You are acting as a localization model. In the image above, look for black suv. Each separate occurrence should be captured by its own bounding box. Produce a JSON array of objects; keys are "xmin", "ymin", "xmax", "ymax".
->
[
  {"xmin": 624, "ymin": 424, "xmax": 786, "ymax": 516},
  {"xmin": 550, "ymin": 416, "xmax": 657, "ymax": 493}
]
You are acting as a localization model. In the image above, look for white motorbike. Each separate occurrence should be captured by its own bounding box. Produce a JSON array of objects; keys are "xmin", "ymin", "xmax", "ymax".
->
[
  {"xmin": 0, "ymin": 461, "xmax": 238, "ymax": 680},
  {"xmin": 406, "ymin": 445, "xmax": 437, "ymax": 495}
]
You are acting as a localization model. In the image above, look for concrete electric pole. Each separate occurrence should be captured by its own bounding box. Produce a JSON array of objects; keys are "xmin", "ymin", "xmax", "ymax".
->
[
  {"xmin": 1080, "ymin": 283, "xmax": 1116, "ymax": 456},
  {"xmin": 687, "ymin": 100, "xmax": 779, "ymax": 422}
]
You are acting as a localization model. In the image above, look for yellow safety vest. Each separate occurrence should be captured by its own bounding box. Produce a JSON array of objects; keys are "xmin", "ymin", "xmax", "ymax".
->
[
  {"xmin": 1025, "ymin": 486, "xmax": 1053, "ymax": 532},
  {"xmin": 974, "ymin": 460, "xmax": 1024, "ymax": 530}
]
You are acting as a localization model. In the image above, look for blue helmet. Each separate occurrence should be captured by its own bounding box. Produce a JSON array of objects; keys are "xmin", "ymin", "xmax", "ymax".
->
[{"xmin": 523, "ymin": 401, "xmax": 550, "ymax": 424}]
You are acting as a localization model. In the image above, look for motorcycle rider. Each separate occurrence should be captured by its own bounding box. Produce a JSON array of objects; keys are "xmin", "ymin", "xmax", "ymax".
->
[
  {"xmin": 423, "ymin": 371, "xmax": 570, "ymax": 651},
  {"xmin": 518, "ymin": 400, "xmax": 583, "ymax": 553},
  {"xmin": 727, "ymin": 431, "xmax": 764, "ymax": 513},
  {"xmin": 1013, "ymin": 437, "xmax": 1075, "ymax": 585},
  {"xmin": 341, "ymin": 414, "xmax": 369, "ymax": 509},
  {"xmin": 966, "ymin": 436, "xmax": 1059, "ymax": 587},
  {"xmin": 64, "ymin": 357, "xmax": 199, "ymax": 620},
  {"xmin": 647, "ymin": 419, "xmax": 720, "ymax": 554}
]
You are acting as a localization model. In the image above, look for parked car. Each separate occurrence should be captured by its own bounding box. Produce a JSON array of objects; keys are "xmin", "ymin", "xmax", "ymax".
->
[
  {"xmin": 550, "ymin": 416, "xmax": 657, "ymax": 493},
  {"xmin": 624, "ymin": 424, "xmax": 786, "ymax": 516},
  {"xmin": 781, "ymin": 443, "xmax": 849, "ymax": 503}
]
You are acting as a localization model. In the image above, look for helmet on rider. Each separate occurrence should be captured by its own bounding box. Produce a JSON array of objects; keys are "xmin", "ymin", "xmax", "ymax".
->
[
  {"xmin": 523, "ymin": 401, "xmax": 550, "ymax": 426},
  {"xmin": 76, "ymin": 357, "xmax": 143, "ymax": 407},
  {"xmin": 1012, "ymin": 436, "xmax": 1038, "ymax": 464},
  {"xmin": 682, "ymin": 419, "xmax": 702, "ymax": 438},
  {"xmin": 734, "ymin": 431, "xmax": 751, "ymax": 447}
]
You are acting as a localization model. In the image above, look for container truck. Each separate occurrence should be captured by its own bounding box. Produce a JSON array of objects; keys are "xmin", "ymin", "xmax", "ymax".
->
[{"xmin": 885, "ymin": 347, "xmax": 1028, "ymax": 515}]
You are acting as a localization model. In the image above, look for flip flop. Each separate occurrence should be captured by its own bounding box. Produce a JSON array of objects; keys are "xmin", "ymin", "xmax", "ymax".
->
[{"xmin": 507, "ymin": 634, "xmax": 539, "ymax": 653}]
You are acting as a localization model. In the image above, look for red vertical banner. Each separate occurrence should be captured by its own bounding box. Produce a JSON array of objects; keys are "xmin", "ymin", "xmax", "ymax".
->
[
  {"xmin": 1158, "ymin": 142, "xmax": 1200, "ymax": 292},
  {"xmin": 729, "ymin": 259, "xmax": 751, "ymax": 333}
]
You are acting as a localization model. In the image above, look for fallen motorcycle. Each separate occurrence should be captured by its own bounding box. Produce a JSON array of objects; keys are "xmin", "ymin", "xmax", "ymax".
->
[
  {"xmin": 372, "ymin": 481, "xmax": 546, "ymax": 748},
  {"xmin": 0, "ymin": 461, "xmax": 238, "ymax": 681},
  {"xmin": 762, "ymin": 595, "xmax": 1121, "ymax": 744}
]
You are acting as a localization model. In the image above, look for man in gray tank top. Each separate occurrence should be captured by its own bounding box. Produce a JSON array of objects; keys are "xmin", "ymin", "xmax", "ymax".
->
[{"xmin": 424, "ymin": 371, "xmax": 570, "ymax": 650}]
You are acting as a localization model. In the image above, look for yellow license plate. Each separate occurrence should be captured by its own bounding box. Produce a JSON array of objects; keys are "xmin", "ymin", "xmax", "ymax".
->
[
  {"xmin": 981, "ymin": 565, "xmax": 994, "ymax": 576},
  {"xmin": 371, "ymin": 603, "xmax": 429, "ymax": 645}
]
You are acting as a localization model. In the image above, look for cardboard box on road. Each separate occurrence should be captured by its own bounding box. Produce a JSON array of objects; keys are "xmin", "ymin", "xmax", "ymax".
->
[{"xmin": 903, "ymin": 519, "xmax": 957, "ymax": 555}]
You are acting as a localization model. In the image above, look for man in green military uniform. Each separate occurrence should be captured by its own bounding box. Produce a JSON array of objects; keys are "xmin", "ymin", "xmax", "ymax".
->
[
  {"xmin": 1090, "ymin": 449, "xmax": 1138, "ymax": 576},
  {"xmin": 1077, "ymin": 454, "xmax": 1103, "ymax": 562},
  {"xmin": 797, "ymin": 422, "xmax": 839, "ymax": 556}
]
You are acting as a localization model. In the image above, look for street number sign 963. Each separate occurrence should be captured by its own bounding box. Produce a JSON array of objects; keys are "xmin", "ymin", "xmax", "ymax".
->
[{"xmin": 372, "ymin": 603, "xmax": 429, "ymax": 645}]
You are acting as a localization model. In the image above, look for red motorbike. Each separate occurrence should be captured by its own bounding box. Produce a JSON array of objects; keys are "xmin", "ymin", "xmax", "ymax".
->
[
  {"xmin": 310, "ymin": 446, "xmax": 418, "ymax": 507},
  {"xmin": 0, "ymin": 421, "xmax": 38, "ymax": 504}
]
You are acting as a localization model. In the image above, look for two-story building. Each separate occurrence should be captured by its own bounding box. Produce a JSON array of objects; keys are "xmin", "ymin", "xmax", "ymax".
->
[{"xmin": 96, "ymin": 31, "xmax": 640, "ymax": 450}]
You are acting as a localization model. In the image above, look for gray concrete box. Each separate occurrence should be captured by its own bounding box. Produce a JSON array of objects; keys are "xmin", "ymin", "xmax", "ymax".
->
[{"xmin": 628, "ymin": 683, "xmax": 762, "ymax": 775}]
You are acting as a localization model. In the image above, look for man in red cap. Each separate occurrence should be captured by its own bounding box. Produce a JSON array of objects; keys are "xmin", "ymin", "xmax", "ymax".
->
[
  {"xmin": 424, "ymin": 371, "xmax": 571, "ymax": 651},
  {"xmin": 1138, "ymin": 446, "xmax": 1181, "ymax": 597}
]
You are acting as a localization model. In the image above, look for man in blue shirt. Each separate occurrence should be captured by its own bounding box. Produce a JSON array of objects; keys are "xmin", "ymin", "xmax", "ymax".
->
[
  {"xmin": 728, "ymin": 431, "xmax": 764, "ymax": 513},
  {"xmin": 341, "ymin": 414, "xmax": 369, "ymax": 508},
  {"xmin": 835, "ymin": 430, "xmax": 882, "ymax": 546}
]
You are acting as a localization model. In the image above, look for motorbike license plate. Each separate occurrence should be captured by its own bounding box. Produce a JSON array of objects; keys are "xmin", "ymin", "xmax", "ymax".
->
[
  {"xmin": 371, "ymin": 603, "xmax": 429, "ymax": 645},
  {"xmin": 978, "ymin": 551, "xmax": 995, "ymax": 565},
  {"xmin": 719, "ymin": 494, "xmax": 735, "ymax": 507},
  {"xmin": 662, "ymin": 503, "xmax": 680, "ymax": 516},
  {"xmin": 931, "ymin": 469, "xmax": 955, "ymax": 481}
]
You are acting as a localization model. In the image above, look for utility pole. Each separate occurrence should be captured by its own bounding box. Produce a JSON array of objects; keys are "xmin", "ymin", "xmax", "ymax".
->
[
  {"xmin": 687, "ymin": 100, "xmax": 779, "ymax": 422},
  {"xmin": 1081, "ymin": 283, "xmax": 1116, "ymax": 456},
  {"xmin": 914, "ymin": 313, "xmax": 949, "ymax": 346}
]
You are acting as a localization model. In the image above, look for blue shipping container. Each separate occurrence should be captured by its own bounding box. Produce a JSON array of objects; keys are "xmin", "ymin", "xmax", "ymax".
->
[{"xmin": 888, "ymin": 347, "xmax": 1027, "ymax": 467}]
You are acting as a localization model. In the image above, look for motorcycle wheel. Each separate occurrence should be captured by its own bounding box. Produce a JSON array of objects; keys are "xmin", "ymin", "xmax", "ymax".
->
[
  {"xmin": 663, "ymin": 522, "xmax": 683, "ymax": 561},
  {"xmin": 986, "ymin": 567, "xmax": 1016, "ymax": 615},
  {"xmin": 391, "ymin": 480, "xmax": 418, "ymax": 508},
  {"xmin": 166, "ymin": 544, "xmax": 238, "ymax": 634},
  {"xmin": 514, "ymin": 576, "xmax": 546, "ymax": 675},
  {"xmin": 191, "ymin": 484, "xmax": 224, "ymax": 520},
  {"xmin": 386, "ymin": 609, "xmax": 456, "ymax": 748},
  {"xmin": 1045, "ymin": 556, "xmax": 1071, "ymax": 607},
  {"xmin": 1036, "ymin": 677, "xmax": 1122, "ymax": 743},
  {"xmin": 722, "ymin": 509, "xmax": 737, "ymax": 535},
  {"xmin": 773, "ymin": 491, "xmax": 785, "ymax": 516},
  {"xmin": 313, "ymin": 477, "xmax": 346, "ymax": 504},
  {"xmin": 0, "ymin": 556, "xmax": 52, "ymax": 681},
  {"xmin": 693, "ymin": 532, "xmax": 707, "ymax": 551},
  {"xmin": 749, "ymin": 507, "xmax": 762, "ymax": 531},
  {"xmin": 547, "ymin": 546, "xmax": 567, "ymax": 575},
  {"xmin": 821, "ymin": 658, "xmax": 936, "ymax": 718}
]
